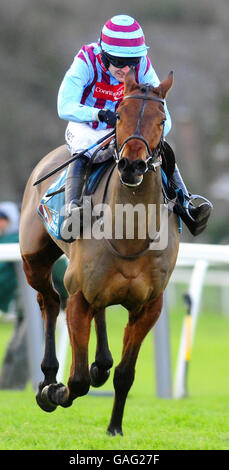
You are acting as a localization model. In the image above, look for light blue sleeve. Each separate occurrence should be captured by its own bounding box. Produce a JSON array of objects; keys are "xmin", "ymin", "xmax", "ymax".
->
[
  {"xmin": 139, "ymin": 58, "xmax": 172, "ymax": 137},
  {"xmin": 57, "ymin": 56, "xmax": 98, "ymax": 123}
]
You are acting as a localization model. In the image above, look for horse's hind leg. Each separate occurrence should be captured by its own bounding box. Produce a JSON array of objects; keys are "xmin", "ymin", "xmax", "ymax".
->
[
  {"xmin": 21, "ymin": 242, "xmax": 63, "ymax": 412},
  {"xmin": 90, "ymin": 309, "xmax": 113, "ymax": 387},
  {"xmin": 107, "ymin": 294, "xmax": 163, "ymax": 436}
]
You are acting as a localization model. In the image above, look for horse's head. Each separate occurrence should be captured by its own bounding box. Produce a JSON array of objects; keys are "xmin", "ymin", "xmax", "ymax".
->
[{"xmin": 115, "ymin": 69, "xmax": 173, "ymax": 187}]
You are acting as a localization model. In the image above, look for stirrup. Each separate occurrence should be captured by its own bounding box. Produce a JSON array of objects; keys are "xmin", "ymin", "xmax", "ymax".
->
[
  {"xmin": 174, "ymin": 190, "xmax": 213, "ymax": 236},
  {"xmin": 67, "ymin": 199, "xmax": 82, "ymax": 216},
  {"xmin": 61, "ymin": 201, "xmax": 83, "ymax": 243},
  {"xmin": 61, "ymin": 208, "xmax": 83, "ymax": 243},
  {"xmin": 184, "ymin": 194, "xmax": 213, "ymax": 222}
]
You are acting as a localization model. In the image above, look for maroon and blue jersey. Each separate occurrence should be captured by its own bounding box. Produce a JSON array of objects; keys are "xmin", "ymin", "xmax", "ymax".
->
[{"xmin": 57, "ymin": 42, "xmax": 171, "ymax": 135}]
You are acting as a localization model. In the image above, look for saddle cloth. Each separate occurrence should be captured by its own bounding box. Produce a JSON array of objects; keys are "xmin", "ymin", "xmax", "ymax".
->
[{"xmin": 37, "ymin": 159, "xmax": 114, "ymax": 240}]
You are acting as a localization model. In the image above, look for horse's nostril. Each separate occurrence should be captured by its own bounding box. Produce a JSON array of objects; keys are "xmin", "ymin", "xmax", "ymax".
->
[
  {"xmin": 132, "ymin": 159, "xmax": 147, "ymax": 176},
  {"xmin": 118, "ymin": 158, "xmax": 147, "ymax": 177},
  {"xmin": 118, "ymin": 158, "xmax": 129, "ymax": 172}
]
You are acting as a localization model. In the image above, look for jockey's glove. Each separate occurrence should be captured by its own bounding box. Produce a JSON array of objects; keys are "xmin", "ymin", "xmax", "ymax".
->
[{"xmin": 98, "ymin": 109, "xmax": 117, "ymax": 127}]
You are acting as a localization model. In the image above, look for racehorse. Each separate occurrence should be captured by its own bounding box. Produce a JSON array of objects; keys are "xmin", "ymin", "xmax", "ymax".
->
[{"xmin": 19, "ymin": 69, "xmax": 179, "ymax": 436}]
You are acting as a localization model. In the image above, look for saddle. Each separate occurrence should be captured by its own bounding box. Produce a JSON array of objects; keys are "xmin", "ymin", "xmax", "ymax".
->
[
  {"xmin": 37, "ymin": 146, "xmax": 115, "ymax": 240},
  {"xmin": 84, "ymin": 143, "xmax": 116, "ymax": 195}
]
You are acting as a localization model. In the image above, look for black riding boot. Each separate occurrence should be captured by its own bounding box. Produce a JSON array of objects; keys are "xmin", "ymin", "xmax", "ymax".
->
[
  {"xmin": 172, "ymin": 164, "xmax": 213, "ymax": 236},
  {"xmin": 61, "ymin": 154, "xmax": 89, "ymax": 242}
]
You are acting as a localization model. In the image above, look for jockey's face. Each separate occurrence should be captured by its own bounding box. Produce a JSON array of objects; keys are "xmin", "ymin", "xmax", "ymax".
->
[{"xmin": 109, "ymin": 64, "xmax": 131, "ymax": 83}]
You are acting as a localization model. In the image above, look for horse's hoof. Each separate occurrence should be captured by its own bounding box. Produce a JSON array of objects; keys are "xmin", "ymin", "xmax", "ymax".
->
[
  {"xmin": 36, "ymin": 386, "xmax": 57, "ymax": 413},
  {"xmin": 107, "ymin": 426, "xmax": 123, "ymax": 437},
  {"xmin": 46, "ymin": 382, "xmax": 73, "ymax": 408},
  {"xmin": 89, "ymin": 362, "xmax": 110, "ymax": 387}
]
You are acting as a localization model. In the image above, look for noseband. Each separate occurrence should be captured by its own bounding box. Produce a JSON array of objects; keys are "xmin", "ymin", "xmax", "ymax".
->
[{"xmin": 114, "ymin": 85, "xmax": 165, "ymax": 172}]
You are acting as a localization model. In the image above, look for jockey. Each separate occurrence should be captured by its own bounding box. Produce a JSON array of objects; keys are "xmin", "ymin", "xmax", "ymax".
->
[{"xmin": 57, "ymin": 14, "xmax": 212, "ymax": 238}]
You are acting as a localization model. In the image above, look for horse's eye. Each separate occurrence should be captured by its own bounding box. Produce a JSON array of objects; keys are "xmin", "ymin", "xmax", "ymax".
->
[
  {"xmin": 116, "ymin": 113, "xmax": 121, "ymax": 121},
  {"xmin": 160, "ymin": 119, "xmax": 166, "ymax": 126}
]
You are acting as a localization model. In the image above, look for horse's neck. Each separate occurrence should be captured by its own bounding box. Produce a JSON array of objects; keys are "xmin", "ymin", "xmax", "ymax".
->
[{"xmin": 108, "ymin": 169, "xmax": 162, "ymax": 244}]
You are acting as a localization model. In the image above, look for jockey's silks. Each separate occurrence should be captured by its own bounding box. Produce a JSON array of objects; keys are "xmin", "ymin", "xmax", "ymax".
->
[{"xmin": 57, "ymin": 42, "xmax": 171, "ymax": 136}]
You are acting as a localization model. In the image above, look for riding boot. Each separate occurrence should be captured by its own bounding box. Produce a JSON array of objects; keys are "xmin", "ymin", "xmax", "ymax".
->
[
  {"xmin": 171, "ymin": 164, "xmax": 213, "ymax": 236},
  {"xmin": 61, "ymin": 154, "xmax": 89, "ymax": 242}
]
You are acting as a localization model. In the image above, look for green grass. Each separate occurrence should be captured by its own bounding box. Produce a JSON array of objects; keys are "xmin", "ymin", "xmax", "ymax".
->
[{"xmin": 0, "ymin": 306, "xmax": 229, "ymax": 450}]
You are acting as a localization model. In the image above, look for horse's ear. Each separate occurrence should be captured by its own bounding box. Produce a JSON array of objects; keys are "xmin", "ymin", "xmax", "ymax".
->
[
  {"xmin": 124, "ymin": 69, "xmax": 138, "ymax": 94},
  {"xmin": 154, "ymin": 71, "xmax": 174, "ymax": 99}
]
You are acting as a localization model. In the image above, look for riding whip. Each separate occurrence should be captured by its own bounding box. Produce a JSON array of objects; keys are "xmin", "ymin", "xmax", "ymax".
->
[{"xmin": 33, "ymin": 129, "xmax": 115, "ymax": 186}]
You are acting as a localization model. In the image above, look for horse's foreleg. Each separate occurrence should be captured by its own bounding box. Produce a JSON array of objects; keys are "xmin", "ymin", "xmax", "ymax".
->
[
  {"xmin": 90, "ymin": 309, "xmax": 113, "ymax": 387},
  {"xmin": 45, "ymin": 291, "xmax": 93, "ymax": 408},
  {"xmin": 36, "ymin": 290, "xmax": 61, "ymax": 412},
  {"xmin": 22, "ymin": 251, "xmax": 61, "ymax": 412},
  {"xmin": 107, "ymin": 294, "xmax": 163, "ymax": 436}
]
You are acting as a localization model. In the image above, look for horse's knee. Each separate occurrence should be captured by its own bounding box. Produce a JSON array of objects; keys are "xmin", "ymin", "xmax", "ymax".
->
[{"xmin": 37, "ymin": 291, "xmax": 60, "ymax": 313}]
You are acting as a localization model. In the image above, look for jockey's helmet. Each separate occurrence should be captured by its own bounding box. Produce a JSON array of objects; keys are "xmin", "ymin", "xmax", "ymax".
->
[{"xmin": 100, "ymin": 15, "xmax": 148, "ymax": 67}]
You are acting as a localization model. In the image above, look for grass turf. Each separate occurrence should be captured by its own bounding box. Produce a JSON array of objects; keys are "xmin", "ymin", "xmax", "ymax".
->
[{"xmin": 0, "ymin": 306, "xmax": 229, "ymax": 450}]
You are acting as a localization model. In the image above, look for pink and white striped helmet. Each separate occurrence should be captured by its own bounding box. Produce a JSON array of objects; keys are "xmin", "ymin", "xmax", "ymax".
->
[{"xmin": 100, "ymin": 15, "xmax": 148, "ymax": 57}]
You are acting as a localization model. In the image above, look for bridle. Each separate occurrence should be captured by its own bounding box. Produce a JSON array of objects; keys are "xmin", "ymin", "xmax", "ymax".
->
[
  {"xmin": 102, "ymin": 85, "xmax": 166, "ymax": 260},
  {"xmin": 114, "ymin": 84, "xmax": 165, "ymax": 172}
]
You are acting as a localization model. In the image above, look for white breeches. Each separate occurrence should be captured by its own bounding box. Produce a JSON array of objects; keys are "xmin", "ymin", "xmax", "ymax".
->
[{"xmin": 65, "ymin": 122, "xmax": 112, "ymax": 157}]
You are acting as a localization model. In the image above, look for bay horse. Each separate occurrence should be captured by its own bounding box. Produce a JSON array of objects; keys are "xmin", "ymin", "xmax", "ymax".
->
[{"xmin": 19, "ymin": 69, "xmax": 179, "ymax": 436}]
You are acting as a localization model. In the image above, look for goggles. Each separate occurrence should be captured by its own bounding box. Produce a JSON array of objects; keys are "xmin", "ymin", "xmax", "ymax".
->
[{"xmin": 102, "ymin": 52, "xmax": 141, "ymax": 69}]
